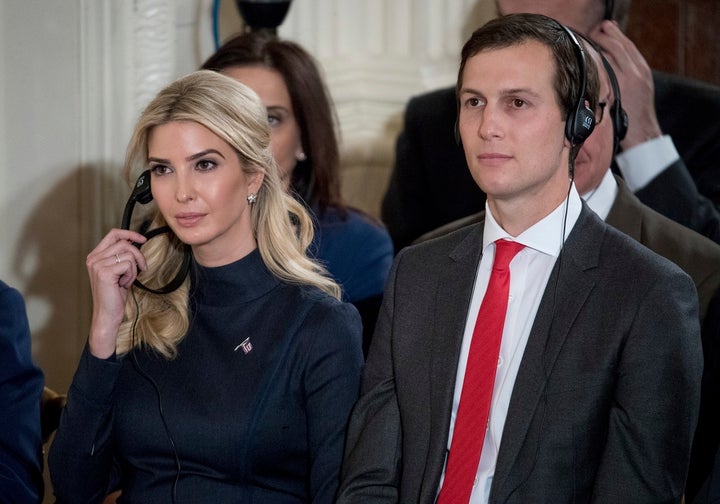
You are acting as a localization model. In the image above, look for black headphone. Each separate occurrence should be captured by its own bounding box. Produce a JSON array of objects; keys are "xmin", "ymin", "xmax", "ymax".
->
[
  {"xmin": 558, "ymin": 23, "xmax": 596, "ymax": 146},
  {"xmin": 604, "ymin": 0, "xmax": 615, "ymax": 21},
  {"xmin": 575, "ymin": 31, "xmax": 629, "ymax": 153},
  {"xmin": 453, "ymin": 21, "xmax": 596, "ymax": 147},
  {"xmin": 121, "ymin": 170, "xmax": 191, "ymax": 294}
]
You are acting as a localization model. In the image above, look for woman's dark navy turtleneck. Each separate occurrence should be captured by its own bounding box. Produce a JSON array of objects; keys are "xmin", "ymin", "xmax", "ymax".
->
[{"xmin": 49, "ymin": 249, "xmax": 364, "ymax": 503}]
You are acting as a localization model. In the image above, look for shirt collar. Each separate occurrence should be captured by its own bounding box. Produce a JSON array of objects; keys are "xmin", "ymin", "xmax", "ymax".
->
[
  {"xmin": 581, "ymin": 168, "xmax": 618, "ymax": 221},
  {"xmin": 483, "ymin": 183, "xmax": 583, "ymax": 258}
]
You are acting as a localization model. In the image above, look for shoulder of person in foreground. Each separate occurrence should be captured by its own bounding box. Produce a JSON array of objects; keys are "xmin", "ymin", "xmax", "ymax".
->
[
  {"xmin": 0, "ymin": 280, "xmax": 44, "ymax": 503},
  {"xmin": 614, "ymin": 184, "xmax": 720, "ymax": 314},
  {"xmin": 413, "ymin": 212, "xmax": 485, "ymax": 245},
  {"xmin": 564, "ymin": 212, "xmax": 702, "ymax": 501},
  {"xmin": 286, "ymin": 282, "xmax": 365, "ymax": 502}
]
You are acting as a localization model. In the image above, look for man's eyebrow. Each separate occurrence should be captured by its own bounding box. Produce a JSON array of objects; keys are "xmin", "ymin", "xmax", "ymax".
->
[{"xmin": 459, "ymin": 87, "xmax": 542, "ymax": 99}]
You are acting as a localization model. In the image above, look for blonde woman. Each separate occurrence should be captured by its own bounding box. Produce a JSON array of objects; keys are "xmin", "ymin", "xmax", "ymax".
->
[{"xmin": 49, "ymin": 70, "xmax": 363, "ymax": 503}]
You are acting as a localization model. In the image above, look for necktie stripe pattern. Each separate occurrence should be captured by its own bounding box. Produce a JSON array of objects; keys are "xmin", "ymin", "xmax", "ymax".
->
[{"xmin": 437, "ymin": 239, "xmax": 525, "ymax": 503}]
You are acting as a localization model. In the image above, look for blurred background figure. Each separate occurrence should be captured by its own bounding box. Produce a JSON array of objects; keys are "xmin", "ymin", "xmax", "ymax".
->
[{"xmin": 202, "ymin": 31, "xmax": 394, "ymax": 355}]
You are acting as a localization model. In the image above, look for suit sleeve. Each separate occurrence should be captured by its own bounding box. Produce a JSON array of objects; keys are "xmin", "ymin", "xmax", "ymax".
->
[
  {"xmin": 0, "ymin": 283, "xmax": 44, "ymax": 502},
  {"xmin": 591, "ymin": 266, "xmax": 703, "ymax": 503},
  {"xmin": 336, "ymin": 255, "xmax": 405, "ymax": 503},
  {"xmin": 302, "ymin": 301, "xmax": 364, "ymax": 503},
  {"xmin": 48, "ymin": 344, "xmax": 122, "ymax": 503},
  {"xmin": 635, "ymin": 159, "xmax": 720, "ymax": 244}
]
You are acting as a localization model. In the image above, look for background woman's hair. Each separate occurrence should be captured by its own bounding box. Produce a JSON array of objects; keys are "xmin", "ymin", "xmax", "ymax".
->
[
  {"xmin": 117, "ymin": 70, "xmax": 341, "ymax": 357},
  {"xmin": 202, "ymin": 32, "xmax": 343, "ymax": 214}
]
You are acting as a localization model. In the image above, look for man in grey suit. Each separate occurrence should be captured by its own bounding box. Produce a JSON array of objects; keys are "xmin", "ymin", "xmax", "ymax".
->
[
  {"xmin": 410, "ymin": 35, "xmax": 720, "ymax": 502},
  {"xmin": 337, "ymin": 14, "xmax": 702, "ymax": 503}
]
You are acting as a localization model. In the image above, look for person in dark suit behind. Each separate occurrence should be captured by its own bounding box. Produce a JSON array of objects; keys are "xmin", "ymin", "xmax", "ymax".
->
[
  {"xmin": 0, "ymin": 280, "xmax": 44, "ymax": 503},
  {"xmin": 49, "ymin": 71, "xmax": 363, "ymax": 503},
  {"xmin": 382, "ymin": 0, "xmax": 720, "ymax": 251},
  {"xmin": 415, "ymin": 37, "xmax": 720, "ymax": 502},
  {"xmin": 338, "ymin": 14, "xmax": 702, "ymax": 503}
]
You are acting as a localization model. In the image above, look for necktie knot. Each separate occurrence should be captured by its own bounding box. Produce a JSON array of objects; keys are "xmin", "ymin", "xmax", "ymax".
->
[{"xmin": 492, "ymin": 240, "xmax": 524, "ymax": 272}]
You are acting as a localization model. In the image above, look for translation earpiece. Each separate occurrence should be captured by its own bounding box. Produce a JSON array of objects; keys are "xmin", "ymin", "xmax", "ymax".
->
[
  {"xmin": 121, "ymin": 170, "xmax": 191, "ymax": 294},
  {"xmin": 559, "ymin": 24, "xmax": 596, "ymax": 146},
  {"xmin": 575, "ymin": 31, "xmax": 629, "ymax": 153},
  {"xmin": 566, "ymin": 101, "xmax": 596, "ymax": 145}
]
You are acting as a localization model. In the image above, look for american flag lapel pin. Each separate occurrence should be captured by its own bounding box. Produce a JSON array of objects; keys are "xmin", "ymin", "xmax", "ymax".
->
[{"xmin": 234, "ymin": 337, "xmax": 253, "ymax": 354}]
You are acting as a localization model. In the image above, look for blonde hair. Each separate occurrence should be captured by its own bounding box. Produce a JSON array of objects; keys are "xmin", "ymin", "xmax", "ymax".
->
[{"xmin": 116, "ymin": 70, "xmax": 341, "ymax": 357}]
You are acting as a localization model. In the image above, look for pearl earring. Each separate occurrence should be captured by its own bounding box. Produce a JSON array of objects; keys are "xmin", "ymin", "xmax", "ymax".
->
[
  {"xmin": 247, "ymin": 193, "xmax": 257, "ymax": 204},
  {"xmin": 296, "ymin": 152, "xmax": 307, "ymax": 162}
]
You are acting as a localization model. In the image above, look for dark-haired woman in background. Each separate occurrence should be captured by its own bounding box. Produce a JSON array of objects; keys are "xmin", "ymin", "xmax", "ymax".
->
[{"xmin": 202, "ymin": 32, "xmax": 393, "ymax": 354}]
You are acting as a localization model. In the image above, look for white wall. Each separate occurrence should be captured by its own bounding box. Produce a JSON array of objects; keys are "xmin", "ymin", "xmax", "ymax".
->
[
  {"xmin": 1, "ymin": 0, "xmax": 494, "ymax": 395},
  {"xmin": 2, "ymin": 1, "xmax": 88, "ymax": 393}
]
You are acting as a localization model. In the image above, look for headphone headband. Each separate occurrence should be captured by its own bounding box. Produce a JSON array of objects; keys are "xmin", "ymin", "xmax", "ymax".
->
[
  {"xmin": 605, "ymin": 0, "xmax": 615, "ymax": 20},
  {"xmin": 557, "ymin": 22, "xmax": 596, "ymax": 146},
  {"xmin": 574, "ymin": 31, "xmax": 629, "ymax": 153}
]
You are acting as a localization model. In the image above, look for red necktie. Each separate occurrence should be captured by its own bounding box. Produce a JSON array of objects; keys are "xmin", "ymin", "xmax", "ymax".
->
[{"xmin": 437, "ymin": 239, "xmax": 525, "ymax": 503}]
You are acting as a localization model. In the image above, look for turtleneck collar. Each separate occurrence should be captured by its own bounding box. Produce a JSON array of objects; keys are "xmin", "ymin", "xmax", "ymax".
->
[{"xmin": 190, "ymin": 248, "xmax": 280, "ymax": 307}]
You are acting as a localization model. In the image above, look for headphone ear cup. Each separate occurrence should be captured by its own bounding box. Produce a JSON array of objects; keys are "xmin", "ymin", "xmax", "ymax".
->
[
  {"xmin": 613, "ymin": 104, "xmax": 629, "ymax": 141},
  {"xmin": 566, "ymin": 102, "xmax": 596, "ymax": 145}
]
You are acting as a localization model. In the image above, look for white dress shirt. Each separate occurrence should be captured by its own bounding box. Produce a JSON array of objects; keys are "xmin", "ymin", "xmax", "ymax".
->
[
  {"xmin": 581, "ymin": 168, "xmax": 618, "ymax": 221},
  {"xmin": 614, "ymin": 135, "xmax": 679, "ymax": 191},
  {"xmin": 439, "ymin": 184, "xmax": 584, "ymax": 503}
]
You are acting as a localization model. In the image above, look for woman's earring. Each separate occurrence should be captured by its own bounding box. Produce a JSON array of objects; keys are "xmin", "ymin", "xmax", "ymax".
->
[
  {"xmin": 296, "ymin": 151, "xmax": 307, "ymax": 162},
  {"xmin": 247, "ymin": 193, "xmax": 257, "ymax": 204}
]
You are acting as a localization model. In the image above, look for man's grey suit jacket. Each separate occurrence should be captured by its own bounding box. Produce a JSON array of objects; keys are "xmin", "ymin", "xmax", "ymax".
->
[
  {"xmin": 406, "ymin": 177, "xmax": 720, "ymax": 501},
  {"xmin": 608, "ymin": 178, "xmax": 720, "ymax": 500},
  {"xmin": 338, "ymin": 205, "xmax": 703, "ymax": 503}
]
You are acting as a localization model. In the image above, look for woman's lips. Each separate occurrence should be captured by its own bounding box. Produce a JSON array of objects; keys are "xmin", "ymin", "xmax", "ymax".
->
[{"xmin": 174, "ymin": 213, "xmax": 206, "ymax": 226}]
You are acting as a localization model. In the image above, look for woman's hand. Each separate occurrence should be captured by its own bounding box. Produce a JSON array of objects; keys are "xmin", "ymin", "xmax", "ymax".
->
[{"xmin": 86, "ymin": 229, "xmax": 148, "ymax": 359}]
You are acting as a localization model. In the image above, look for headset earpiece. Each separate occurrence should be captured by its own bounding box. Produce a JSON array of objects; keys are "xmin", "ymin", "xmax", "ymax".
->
[
  {"xmin": 601, "ymin": 53, "xmax": 629, "ymax": 144},
  {"xmin": 576, "ymin": 31, "xmax": 629, "ymax": 153},
  {"xmin": 122, "ymin": 170, "xmax": 152, "ymax": 230},
  {"xmin": 121, "ymin": 170, "xmax": 191, "ymax": 294},
  {"xmin": 558, "ymin": 24, "xmax": 596, "ymax": 146},
  {"xmin": 566, "ymin": 101, "xmax": 596, "ymax": 145},
  {"xmin": 132, "ymin": 170, "xmax": 153, "ymax": 204}
]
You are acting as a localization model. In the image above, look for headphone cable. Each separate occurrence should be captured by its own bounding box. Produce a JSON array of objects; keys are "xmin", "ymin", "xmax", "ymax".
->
[{"xmin": 130, "ymin": 289, "xmax": 181, "ymax": 504}]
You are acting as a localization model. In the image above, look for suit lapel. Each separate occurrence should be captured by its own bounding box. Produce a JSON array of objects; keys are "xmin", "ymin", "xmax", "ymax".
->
[
  {"xmin": 606, "ymin": 176, "xmax": 643, "ymax": 240},
  {"xmin": 491, "ymin": 207, "xmax": 605, "ymax": 501},
  {"xmin": 419, "ymin": 224, "xmax": 485, "ymax": 502}
]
